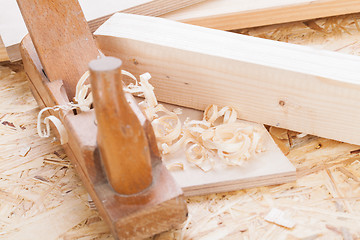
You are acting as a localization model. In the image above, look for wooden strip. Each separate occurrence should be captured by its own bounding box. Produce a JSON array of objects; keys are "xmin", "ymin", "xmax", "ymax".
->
[
  {"xmin": 162, "ymin": 0, "xmax": 360, "ymax": 30},
  {"xmin": 88, "ymin": 0, "xmax": 207, "ymax": 33},
  {"xmin": 1, "ymin": 0, "xmax": 206, "ymax": 62},
  {"xmin": 95, "ymin": 13, "xmax": 360, "ymax": 145}
]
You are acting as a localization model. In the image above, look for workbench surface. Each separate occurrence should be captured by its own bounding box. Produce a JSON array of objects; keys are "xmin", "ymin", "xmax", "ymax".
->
[{"xmin": 1, "ymin": 13, "xmax": 360, "ymax": 239}]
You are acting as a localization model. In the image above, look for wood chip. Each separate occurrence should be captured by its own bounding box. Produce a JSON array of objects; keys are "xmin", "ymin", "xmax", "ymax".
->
[
  {"xmin": 18, "ymin": 146, "xmax": 31, "ymax": 157},
  {"xmin": 265, "ymin": 208, "xmax": 295, "ymax": 229}
]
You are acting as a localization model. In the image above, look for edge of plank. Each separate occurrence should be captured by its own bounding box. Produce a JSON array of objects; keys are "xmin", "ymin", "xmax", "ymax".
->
[{"xmin": 183, "ymin": 172, "xmax": 296, "ymax": 196}]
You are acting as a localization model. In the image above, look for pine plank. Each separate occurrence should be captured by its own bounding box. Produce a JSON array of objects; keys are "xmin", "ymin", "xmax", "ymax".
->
[
  {"xmin": 162, "ymin": 0, "xmax": 360, "ymax": 30},
  {"xmin": 161, "ymin": 104, "xmax": 296, "ymax": 196},
  {"xmin": 94, "ymin": 13, "xmax": 360, "ymax": 145}
]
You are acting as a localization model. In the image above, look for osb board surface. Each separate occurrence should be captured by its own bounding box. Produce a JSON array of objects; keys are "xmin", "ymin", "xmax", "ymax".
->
[{"xmin": 1, "ymin": 14, "xmax": 360, "ymax": 239}]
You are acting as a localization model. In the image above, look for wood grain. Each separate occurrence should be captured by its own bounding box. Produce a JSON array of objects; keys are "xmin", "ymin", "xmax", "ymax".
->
[
  {"xmin": 16, "ymin": 0, "xmax": 100, "ymax": 100},
  {"xmin": 95, "ymin": 13, "xmax": 360, "ymax": 145},
  {"xmin": 162, "ymin": 0, "xmax": 360, "ymax": 30}
]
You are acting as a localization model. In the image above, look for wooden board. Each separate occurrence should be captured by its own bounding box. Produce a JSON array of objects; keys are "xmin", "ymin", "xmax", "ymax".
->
[
  {"xmin": 161, "ymin": 104, "xmax": 295, "ymax": 196},
  {"xmin": 0, "ymin": 0, "xmax": 206, "ymax": 61},
  {"xmin": 94, "ymin": 13, "xmax": 360, "ymax": 146},
  {"xmin": 161, "ymin": 0, "xmax": 360, "ymax": 30}
]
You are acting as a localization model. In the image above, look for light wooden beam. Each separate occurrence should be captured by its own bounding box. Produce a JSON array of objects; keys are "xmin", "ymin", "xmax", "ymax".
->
[
  {"xmin": 95, "ymin": 13, "xmax": 360, "ymax": 145},
  {"xmin": 161, "ymin": 0, "xmax": 360, "ymax": 30}
]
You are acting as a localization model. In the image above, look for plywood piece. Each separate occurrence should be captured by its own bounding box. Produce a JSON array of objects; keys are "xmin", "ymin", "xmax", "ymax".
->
[
  {"xmin": 161, "ymin": 104, "xmax": 295, "ymax": 196},
  {"xmin": 0, "ymin": 0, "xmax": 206, "ymax": 61},
  {"xmin": 95, "ymin": 13, "xmax": 360, "ymax": 145},
  {"xmin": 162, "ymin": 0, "xmax": 360, "ymax": 30}
]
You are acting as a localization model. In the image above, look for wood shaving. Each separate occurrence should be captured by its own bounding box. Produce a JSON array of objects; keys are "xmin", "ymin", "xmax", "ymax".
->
[
  {"xmin": 36, "ymin": 69, "xmax": 97, "ymax": 145},
  {"xmin": 73, "ymin": 70, "xmax": 93, "ymax": 112}
]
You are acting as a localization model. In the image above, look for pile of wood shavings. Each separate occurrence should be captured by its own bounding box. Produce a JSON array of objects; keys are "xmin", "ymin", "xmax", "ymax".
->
[
  {"xmin": 35, "ymin": 66, "xmax": 265, "ymax": 170},
  {"xmin": 124, "ymin": 73, "xmax": 264, "ymax": 171}
]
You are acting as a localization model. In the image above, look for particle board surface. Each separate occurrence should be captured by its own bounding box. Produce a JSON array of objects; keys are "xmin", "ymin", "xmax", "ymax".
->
[
  {"xmin": 162, "ymin": 0, "xmax": 360, "ymax": 30},
  {"xmin": 0, "ymin": 0, "xmax": 205, "ymax": 62},
  {"xmin": 95, "ymin": 13, "xmax": 360, "ymax": 145}
]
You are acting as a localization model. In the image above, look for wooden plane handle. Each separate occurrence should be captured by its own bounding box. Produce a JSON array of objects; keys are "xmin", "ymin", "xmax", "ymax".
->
[
  {"xmin": 89, "ymin": 56, "xmax": 153, "ymax": 195},
  {"xmin": 16, "ymin": 0, "xmax": 100, "ymax": 100}
]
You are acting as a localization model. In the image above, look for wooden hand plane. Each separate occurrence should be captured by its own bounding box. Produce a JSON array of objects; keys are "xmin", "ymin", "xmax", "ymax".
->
[{"xmin": 16, "ymin": 0, "xmax": 187, "ymax": 239}]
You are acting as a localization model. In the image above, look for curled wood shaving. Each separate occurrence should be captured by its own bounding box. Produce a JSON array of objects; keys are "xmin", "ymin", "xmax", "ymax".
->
[
  {"xmin": 73, "ymin": 70, "xmax": 93, "ymax": 112},
  {"xmin": 36, "ymin": 71, "xmax": 95, "ymax": 145},
  {"xmin": 37, "ymin": 106, "xmax": 72, "ymax": 145}
]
